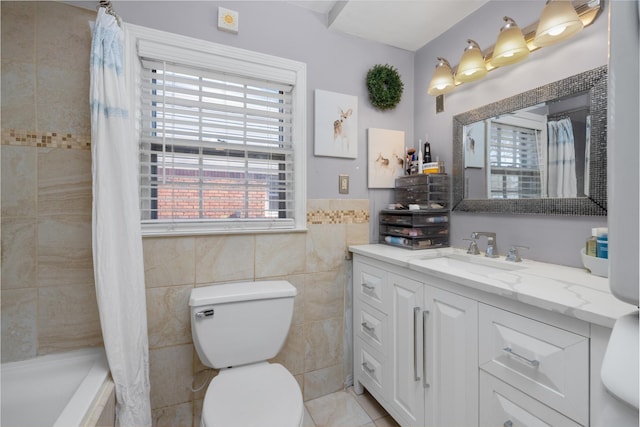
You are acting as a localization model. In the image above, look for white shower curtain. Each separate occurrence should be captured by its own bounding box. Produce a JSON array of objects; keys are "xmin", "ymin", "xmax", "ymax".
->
[
  {"xmin": 90, "ymin": 8, "xmax": 152, "ymax": 427},
  {"xmin": 547, "ymin": 118, "xmax": 578, "ymax": 198}
]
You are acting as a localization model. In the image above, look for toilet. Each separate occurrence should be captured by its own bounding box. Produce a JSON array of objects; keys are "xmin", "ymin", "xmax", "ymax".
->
[{"xmin": 189, "ymin": 281, "xmax": 304, "ymax": 427}]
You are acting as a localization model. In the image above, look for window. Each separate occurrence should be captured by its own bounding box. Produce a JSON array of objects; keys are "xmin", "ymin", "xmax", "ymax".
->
[
  {"xmin": 488, "ymin": 117, "xmax": 545, "ymax": 199},
  {"xmin": 127, "ymin": 26, "xmax": 306, "ymax": 235}
]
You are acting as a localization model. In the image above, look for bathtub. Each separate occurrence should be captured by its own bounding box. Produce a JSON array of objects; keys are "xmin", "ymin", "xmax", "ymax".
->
[{"xmin": 1, "ymin": 347, "xmax": 114, "ymax": 427}]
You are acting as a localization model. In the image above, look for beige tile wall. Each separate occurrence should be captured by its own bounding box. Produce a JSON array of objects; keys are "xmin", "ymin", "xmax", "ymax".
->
[{"xmin": 1, "ymin": 3, "xmax": 370, "ymax": 426}]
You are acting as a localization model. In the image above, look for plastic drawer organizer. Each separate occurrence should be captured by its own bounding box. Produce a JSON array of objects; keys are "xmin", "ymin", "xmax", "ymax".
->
[
  {"xmin": 379, "ymin": 174, "xmax": 450, "ymax": 250},
  {"xmin": 394, "ymin": 174, "xmax": 449, "ymax": 210}
]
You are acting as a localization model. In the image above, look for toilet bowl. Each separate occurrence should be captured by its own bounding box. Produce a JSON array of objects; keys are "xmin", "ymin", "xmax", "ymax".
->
[
  {"xmin": 202, "ymin": 363, "xmax": 303, "ymax": 427},
  {"xmin": 189, "ymin": 281, "xmax": 303, "ymax": 427}
]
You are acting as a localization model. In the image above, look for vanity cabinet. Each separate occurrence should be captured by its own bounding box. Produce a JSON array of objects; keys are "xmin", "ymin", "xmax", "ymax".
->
[
  {"xmin": 351, "ymin": 251, "xmax": 612, "ymax": 427},
  {"xmin": 353, "ymin": 256, "xmax": 478, "ymax": 427}
]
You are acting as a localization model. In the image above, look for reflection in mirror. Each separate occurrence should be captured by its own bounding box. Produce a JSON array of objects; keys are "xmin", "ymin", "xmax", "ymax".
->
[
  {"xmin": 463, "ymin": 92, "xmax": 590, "ymax": 200},
  {"xmin": 452, "ymin": 66, "xmax": 607, "ymax": 215}
]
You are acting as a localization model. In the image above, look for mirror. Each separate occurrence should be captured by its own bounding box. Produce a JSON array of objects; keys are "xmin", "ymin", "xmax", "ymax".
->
[{"xmin": 452, "ymin": 66, "xmax": 607, "ymax": 215}]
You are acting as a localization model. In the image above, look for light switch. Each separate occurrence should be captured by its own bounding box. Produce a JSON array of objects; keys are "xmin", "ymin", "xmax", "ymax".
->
[
  {"xmin": 218, "ymin": 7, "xmax": 239, "ymax": 34},
  {"xmin": 339, "ymin": 175, "xmax": 349, "ymax": 194}
]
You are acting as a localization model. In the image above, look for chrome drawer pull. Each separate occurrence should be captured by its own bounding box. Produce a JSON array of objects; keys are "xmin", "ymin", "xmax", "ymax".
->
[
  {"xmin": 413, "ymin": 307, "xmax": 421, "ymax": 382},
  {"xmin": 503, "ymin": 347, "xmax": 540, "ymax": 368},
  {"xmin": 362, "ymin": 362, "xmax": 375, "ymax": 374},
  {"xmin": 503, "ymin": 421, "xmax": 513, "ymax": 427},
  {"xmin": 195, "ymin": 309, "xmax": 214, "ymax": 319},
  {"xmin": 361, "ymin": 282, "xmax": 375, "ymax": 291},
  {"xmin": 361, "ymin": 322, "xmax": 375, "ymax": 333}
]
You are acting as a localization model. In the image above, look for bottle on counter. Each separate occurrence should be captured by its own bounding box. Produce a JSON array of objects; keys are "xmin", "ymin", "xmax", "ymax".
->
[
  {"xmin": 586, "ymin": 228, "xmax": 598, "ymax": 257},
  {"xmin": 423, "ymin": 140, "xmax": 432, "ymax": 163},
  {"xmin": 596, "ymin": 227, "xmax": 608, "ymax": 259}
]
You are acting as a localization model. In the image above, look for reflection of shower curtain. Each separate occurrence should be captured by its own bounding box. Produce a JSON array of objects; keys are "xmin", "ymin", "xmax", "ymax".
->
[
  {"xmin": 547, "ymin": 118, "xmax": 577, "ymax": 197},
  {"xmin": 90, "ymin": 8, "xmax": 152, "ymax": 426},
  {"xmin": 584, "ymin": 115, "xmax": 591, "ymax": 195},
  {"xmin": 536, "ymin": 129, "xmax": 548, "ymax": 198}
]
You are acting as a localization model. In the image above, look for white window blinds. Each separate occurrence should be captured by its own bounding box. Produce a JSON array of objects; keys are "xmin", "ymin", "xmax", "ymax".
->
[
  {"xmin": 139, "ymin": 59, "xmax": 296, "ymax": 228},
  {"xmin": 489, "ymin": 122, "xmax": 542, "ymax": 199}
]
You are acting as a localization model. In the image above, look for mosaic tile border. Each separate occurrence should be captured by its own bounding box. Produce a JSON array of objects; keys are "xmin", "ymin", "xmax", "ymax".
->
[
  {"xmin": 1, "ymin": 129, "xmax": 91, "ymax": 150},
  {"xmin": 307, "ymin": 209, "xmax": 369, "ymax": 225}
]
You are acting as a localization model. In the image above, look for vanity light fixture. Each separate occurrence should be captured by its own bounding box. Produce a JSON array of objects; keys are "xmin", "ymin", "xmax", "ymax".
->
[
  {"xmin": 533, "ymin": 0, "xmax": 584, "ymax": 47},
  {"xmin": 426, "ymin": 0, "xmax": 602, "ymax": 100},
  {"xmin": 427, "ymin": 57, "xmax": 455, "ymax": 96},
  {"xmin": 490, "ymin": 17, "xmax": 530, "ymax": 67},
  {"xmin": 455, "ymin": 39, "xmax": 488, "ymax": 84}
]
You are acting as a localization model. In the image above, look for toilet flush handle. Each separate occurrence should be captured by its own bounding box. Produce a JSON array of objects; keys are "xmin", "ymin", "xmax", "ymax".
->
[{"xmin": 195, "ymin": 309, "xmax": 214, "ymax": 319}]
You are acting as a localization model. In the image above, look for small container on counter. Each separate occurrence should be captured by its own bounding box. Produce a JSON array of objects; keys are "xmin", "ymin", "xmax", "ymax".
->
[
  {"xmin": 596, "ymin": 227, "xmax": 608, "ymax": 259},
  {"xmin": 586, "ymin": 228, "xmax": 598, "ymax": 257}
]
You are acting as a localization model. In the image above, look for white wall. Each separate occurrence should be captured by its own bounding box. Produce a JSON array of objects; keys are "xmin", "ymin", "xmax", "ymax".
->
[
  {"xmin": 72, "ymin": 0, "xmax": 416, "ymax": 243},
  {"xmin": 414, "ymin": 0, "xmax": 609, "ymax": 267}
]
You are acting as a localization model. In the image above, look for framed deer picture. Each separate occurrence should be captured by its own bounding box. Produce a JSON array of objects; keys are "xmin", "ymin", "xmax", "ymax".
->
[
  {"xmin": 367, "ymin": 128, "xmax": 405, "ymax": 188},
  {"xmin": 314, "ymin": 89, "xmax": 358, "ymax": 158}
]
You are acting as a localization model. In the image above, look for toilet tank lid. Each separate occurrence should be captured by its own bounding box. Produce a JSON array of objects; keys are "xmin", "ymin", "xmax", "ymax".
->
[{"xmin": 189, "ymin": 281, "xmax": 296, "ymax": 306}]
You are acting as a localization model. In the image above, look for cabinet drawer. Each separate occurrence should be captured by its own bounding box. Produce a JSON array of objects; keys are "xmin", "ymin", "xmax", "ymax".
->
[
  {"xmin": 480, "ymin": 372, "xmax": 582, "ymax": 427},
  {"xmin": 479, "ymin": 304, "xmax": 588, "ymax": 425},
  {"xmin": 356, "ymin": 304, "xmax": 386, "ymax": 353},
  {"xmin": 354, "ymin": 262, "xmax": 387, "ymax": 312},
  {"xmin": 356, "ymin": 341, "xmax": 385, "ymax": 398}
]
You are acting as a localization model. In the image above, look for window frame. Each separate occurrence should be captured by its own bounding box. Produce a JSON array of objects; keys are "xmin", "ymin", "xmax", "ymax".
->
[{"xmin": 124, "ymin": 24, "xmax": 307, "ymax": 236}]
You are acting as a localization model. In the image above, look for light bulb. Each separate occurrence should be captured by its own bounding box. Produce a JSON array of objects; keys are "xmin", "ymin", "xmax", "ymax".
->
[
  {"xmin": 490, "ymin": 17, "xmax": 529, "ymax": 67},
  {"xmin": 455, "ymin": 40, "xmax": 487, "ymax": 84},
  {"xmin": 533, "ymin": 0, "xmax": 583, "ymax": 47}
]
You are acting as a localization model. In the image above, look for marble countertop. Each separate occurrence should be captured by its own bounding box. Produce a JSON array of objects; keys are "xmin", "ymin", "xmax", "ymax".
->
[{"xmin": 349, "ymin": 244, "xmax": 637, "ymax": 328}]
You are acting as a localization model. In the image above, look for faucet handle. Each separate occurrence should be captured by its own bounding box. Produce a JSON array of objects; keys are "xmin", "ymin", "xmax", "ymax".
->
[
  {"xmin": 505, "ymin": 245, "xmax": 529, "ymax": 262},
  {"xmin": 463, "ymin": 238, "xmax": 480, "ymax": 255}
]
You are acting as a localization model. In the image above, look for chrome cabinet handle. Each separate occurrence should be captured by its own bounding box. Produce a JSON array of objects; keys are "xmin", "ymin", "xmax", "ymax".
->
[
  {"xmin": 423, "ymin": 309, "xmax": 430, "ymax": 388},
  {"xmin": 503, "ymin": 420, "xmax": 513, "ymax": 427},
  {"xmin": 413, "ymin": 307, "xmax": 421, "ymax": 382},
  {"xmin": 503, "ymin": 347, "xmax": 540, "ymax": 368},
  {"xmin": 195, "ymin": 309, "xmax": 214, "ymax": 319},
  {"xmin": 362, "ymin": 362, "xmax": 375, "ymax": 374},
  {"xmin": 361, "ymin": 282, "xmax": 375, "ymax": 291},
  {"xmin": 361, "ymin": 322, "xmax": 375, "ymax": 333}
]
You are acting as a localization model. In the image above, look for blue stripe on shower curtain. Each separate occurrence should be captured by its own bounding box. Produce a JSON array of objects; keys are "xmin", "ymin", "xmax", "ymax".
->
[{"xmin": 90, "ymin": 7, "xmax": 152, "ymax": 427}]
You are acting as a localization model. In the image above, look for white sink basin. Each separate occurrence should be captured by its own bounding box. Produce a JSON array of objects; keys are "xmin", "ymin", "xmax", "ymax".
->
[{"xmin": 414, "ymin": 253, "xmax": 527, "ymax": 276}]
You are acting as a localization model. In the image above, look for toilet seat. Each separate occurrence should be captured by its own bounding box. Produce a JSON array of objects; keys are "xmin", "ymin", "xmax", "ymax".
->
[{"xmin": 202, "ymin": 362, "xmax": 303, "ymax": 427}]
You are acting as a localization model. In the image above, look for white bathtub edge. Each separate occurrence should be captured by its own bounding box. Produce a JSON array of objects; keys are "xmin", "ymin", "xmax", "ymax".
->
[
  {"xmin": 81, "ymin": 379, "xmax": 115, "ymax": 427},
  {"xmin": 53, "ymin": 348, "xmax": 110, "ymax": 427}
]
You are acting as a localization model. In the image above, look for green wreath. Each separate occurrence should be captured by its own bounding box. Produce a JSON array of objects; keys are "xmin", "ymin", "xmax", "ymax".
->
[{"xmin": 366, "ymin": 64, "xmax": 404, "ymax": 111}]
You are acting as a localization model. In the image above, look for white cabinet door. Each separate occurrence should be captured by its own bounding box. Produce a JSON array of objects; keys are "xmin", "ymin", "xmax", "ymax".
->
[
  {"xmin": 390, "ymin": 273, "xmax": 425, "ymax": 427},
  {"xmin": 425, "ymin": 286, "xmax": 478, "ymax": 427}
]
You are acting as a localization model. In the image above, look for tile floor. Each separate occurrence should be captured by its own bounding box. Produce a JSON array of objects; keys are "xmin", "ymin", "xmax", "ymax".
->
[{"xmin": 304, "ymin": 387, "xmax": 400, "ymax": 427}]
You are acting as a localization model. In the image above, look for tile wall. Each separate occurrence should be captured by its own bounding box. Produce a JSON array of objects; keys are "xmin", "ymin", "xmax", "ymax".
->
[{"xmin": 0, "ymin": 3, "xmax": 370, "ymax": 426}]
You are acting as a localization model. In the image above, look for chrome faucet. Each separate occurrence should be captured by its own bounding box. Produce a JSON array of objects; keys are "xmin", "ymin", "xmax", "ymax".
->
[
  {"xmin": 470, "ymin": 232, "xmax": 498, "ymax": 258},
  {"xmin": 462, "ymin": 238, "xmax": 480, "ymax": 255},
  {"xmin": 505, "ymin": 245, "xmax": 529, "ymax": 262}
]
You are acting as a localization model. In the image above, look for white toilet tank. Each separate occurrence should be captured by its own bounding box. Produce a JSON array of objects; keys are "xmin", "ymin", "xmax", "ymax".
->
[{"xmin": 189, "ymin": 281, "xmax": 296, "ymax": 369}]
